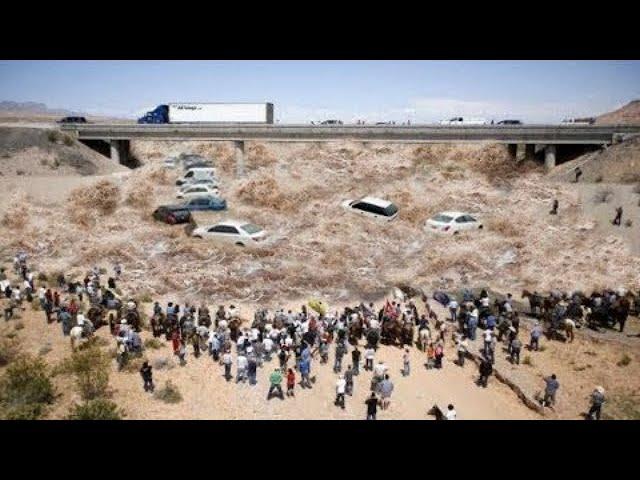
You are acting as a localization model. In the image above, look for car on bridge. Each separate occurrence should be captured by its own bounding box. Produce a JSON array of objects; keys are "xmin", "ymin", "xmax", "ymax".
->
[
  {"xmin": 152, "ymin": 205, "xmax": 193, "ymax": 225},
  {"xmin": 497, "ymin": 119, "xmax": 523, "ymax": 125},
  {"xmin": 341, "ymin": 196, "xmax": 399, "ymax": 222},
  {"xmin": 191, "ymin": 220, "xmax": 268, "ymax": 247},
  {"xmin": 320, "ymin": 120, "xmax": 344, "ymax": 125},
  {"xmin": 57, "ymin": 116, "xmax": 87, "ymax": 124},
  {"xmin": 425, "ymin": 211, "xmax": 483, "ymax": 234},
  {"xmin": 440, "ymin": 117, "xmax": 487, "ymax": 126}
]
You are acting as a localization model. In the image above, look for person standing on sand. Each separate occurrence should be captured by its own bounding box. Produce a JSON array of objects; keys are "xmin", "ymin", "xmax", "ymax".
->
[
  {"xmin": 434, "ymin": 342, "xmax": 444, "ymax": 369},
  {"xmin": 351, "ymin": 346, "xmax": 361, "ymax": 375},
  {"xmin": 222, "ymin": 350, "xmax": 233, "ymax": 381},
  {"xmin": 344, "ymin": 365, "xmax": 354, "ymax": 396},
  {"xmin": 378, "ymin": 375, "xmax": 394, "ymax": 410},
  {"xmin": 366, "ymin": 392, "xmax": 379, "ymax": 420},
  {"xmin": 267, "ymin": 368, "xmax": 284, "ymax": 400},
  {"xmin": 447, "ymin": 298, "xmax": 459, "ymax": 323},
  {"xmin": 236, "ymin": 352, "xmax": 248, "ymax": 384},
  {"xmin": 456, "ymin": 337, "xmax": 468, "ymax": 367},
  {"xmin": 550, "ymin": 199, "xmax": 559, "ymax": 215},
  {"xmin": 364, "ymin": 346, "xmax": 375, "ymax": 371},
  {"xmin": 478, "ymin": 356, "xmax": 492, "ymax": 388},
  {"xmin": 286, "ymin": 368, "xmax": 296, "ymax": 397},
  {"xmin": 335, "ymin": 375, "xmax": 346, "ymax": 409},
  {"xmin": 530, "ymin": 321, "xmax": 543, "ymax": 351},
  {"xmin": 402, "ymin": 348, "xmax": 411, "ymax": 376},
  {"xmin": 248, "ymin": 354, "xmax": 258, "ymax": 386},
  {"xmin": 140, "ymin": 361, "xmax": 154, "ymax": 392}
]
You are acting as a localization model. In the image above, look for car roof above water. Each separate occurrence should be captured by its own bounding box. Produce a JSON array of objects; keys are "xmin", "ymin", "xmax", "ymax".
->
[{"xmin": 359, "ymin": 196, "xmax": 394, "ymax": 208}]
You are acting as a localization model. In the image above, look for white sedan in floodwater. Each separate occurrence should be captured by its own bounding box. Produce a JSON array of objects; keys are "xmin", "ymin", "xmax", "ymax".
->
[
  {"xmin": 191, "ymin": 220, "xmax": 268, "ymax": 247},
  {"xmin": 425, "ymin": 211, "xmax": 483, "ymax": 234},
  {"xmin": 341, "ymin": 196, "xmax": 399, "ymax": 222},
  {"xmin": 176, "ymin": 184, "xmax": 220, "ymax": 199}
]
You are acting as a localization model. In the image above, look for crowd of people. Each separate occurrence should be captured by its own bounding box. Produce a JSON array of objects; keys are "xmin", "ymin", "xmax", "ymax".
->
[{"xmin": 0, "ymin": 251, "xmax": 624, "ymax": 420}]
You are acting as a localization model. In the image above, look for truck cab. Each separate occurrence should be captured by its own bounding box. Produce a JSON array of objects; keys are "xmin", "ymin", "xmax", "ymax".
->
[{"xmin": 138, "ymin": 104, "xmax": 169, "ymax": 124}]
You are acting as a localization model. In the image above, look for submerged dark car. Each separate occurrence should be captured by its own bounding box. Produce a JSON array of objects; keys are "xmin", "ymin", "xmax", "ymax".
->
[{"xmin": 153, "ymin": 205, "xmax": 193, "ymax": 225}]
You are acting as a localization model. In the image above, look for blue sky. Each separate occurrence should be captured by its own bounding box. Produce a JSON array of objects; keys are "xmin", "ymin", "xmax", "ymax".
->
[{"xmin": 1, "ymin": 60, "xmax": 639, "ymax": 123}]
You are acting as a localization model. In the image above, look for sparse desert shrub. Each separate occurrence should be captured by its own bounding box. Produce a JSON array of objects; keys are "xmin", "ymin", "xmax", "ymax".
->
[
  {"xmin": 594, "ymin": 175, "xmax": 604, "ymax": 183},
  {"xmin": 47, "ymin": 131, "xmax": 59, "ymax": 143},
  {"xmin": 632, "ymin": 183, "xmax": 640, "ymax": 195},
  {"xmin": 624, "ymin": 219, "xmax": 633, "ymax": 227},
  {"xmin": 1, "ymin": 194, "xmax": 30, "ymax": 230},
  {"xmin": 57, "ymin": 347, "xmax": 110, "ymax": 400},
  {"xmin": 0, "ymin": 355, "xmax": 55, "ymax": 420},
  {"xmin": 154, "ymin": 380, "xmax": 182, "ymax": 403},
  {"xmin": 593, "ymin": 189, "xmax": 613, "ymax": 204},
  {"xmin": 14, "ymin": 321, "xmax": 24, "ymax": 331},
  {"xmin": 63, "ymin": 135, "xmax": 74, "ymax": 147},
  {"xmin": 0, "ymin": 338, "xmax": 20, "ymax": 366},
  {"xmin": 67, "ymin": 398, "xmax": 124, "ymax": 420},
  {"xmin": 37, "ymin": 272, "xmax": 48, "ymax": 282},
  {"xmin": 67, "ymin": 180, "xmax": 121, "ymax": 226},
  {"xmin": 617, "ymin": 353, "xmax": 632, "ymax": 367},
  {"xmin": 31, "ymin": 299, "xmax": 41, "ymax": 311},
  {"xmin": 522, "ymin": 355, "xmax": 533, "ymax": 366},
  {"xmin": 137, "ymin": 292, "xmax": 153, "ymax": 303},
  {"xmin": 144, "ymin": 338, "xmax": 164, "ymax": 350},
  {"xmin": 16, "ymin": 170, "xmax": 26, "ymax": 176},
  {"xmin": 121, "ymin": 355, "xmax": 146, "ymax": 374}
]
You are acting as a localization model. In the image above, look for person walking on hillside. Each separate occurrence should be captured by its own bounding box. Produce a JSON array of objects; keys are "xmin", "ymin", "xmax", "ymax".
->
[
  {"xmin": 613, "ymin": 206, "xmax": 623, "ymax": 226},
  {"xmin": 574, "ymin": 166, "xmax": 583, "ymax": 183},
  {"xmin": 530, "ymin": 321, "xmax": 543, "ymax": 351},
  {"xmin": 456, "ymin": 337, "xmax": 468, "ymax": 367},
  {"xmin": 542, "ymin": 374, "xmax": 560, "ymax": 407},
  {"xmin": 267, "ymin": 368, "xmax": 284, "ymax": 400},
  {"xmin": 550, "ymin": 199, "xmax": 559, "ymax": 215},
  {"xmin": 478, "ymin": 356, "xmax": 492, "ymax": 388},
  {"xmin": 587, "ymin": 386, "xmax": 605, "ymax": 420},
  {"xmin": 345, "ymin": 365, "xmax": 354, "ymax": 396},
  {"xmin": 140, "ymin": 361, "xmax": 154, "ymax": 393},
  {"xmin": 365, "ymin": 392, "xmax": 379, "ymax": 420},
  {"xmin": 247, "ymin": 354, "xmax": 258, "ymax": 386},
  {"xmin": 448, "ymin": 298, "xmax": 459, "ymax": 323},
  {"xmin": 510, "ymin": 336, "xmax": 522, "ymax": 365}
]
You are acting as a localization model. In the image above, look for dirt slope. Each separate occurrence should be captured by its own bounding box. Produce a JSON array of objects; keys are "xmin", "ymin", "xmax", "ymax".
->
[{"xmin": 0, "ymin": 127, "xmax": 127, "ymax": 176}]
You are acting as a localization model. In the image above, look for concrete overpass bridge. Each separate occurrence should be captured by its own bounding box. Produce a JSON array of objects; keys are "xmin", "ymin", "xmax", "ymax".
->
[{"xmin": 61, "ymin": 123, "xmax": 640, "ymax": 173}]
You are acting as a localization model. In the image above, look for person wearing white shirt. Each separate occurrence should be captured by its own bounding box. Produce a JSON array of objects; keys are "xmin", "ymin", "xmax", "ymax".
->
[
  {"xmin": 335, "ymin": 375, "xmax": 347, "ymax": 409},
  {"xmin": 446, "ymin": 404, "xmax": 457, "ymax": 420},
  {"xmin": 480, "ymin": 296, "xmax": 489, "ymax": 308},
  {"xmin": 447, "ymin": 299, "xmax": 459, "ymax": 322},
  {"xmin": 263, "ymin": 337, "xmax": 274, "ymax": 359},
  {"xmin": 236, "ymin": 354, "xmax": 248, "ymax": 383},
  {"xmin": 369, "ymin": 318, "xmax": 379, "ymax": 330},
  {"xmin": 364, "ymin": 347, "xmax": 375, "ymax": 371}
]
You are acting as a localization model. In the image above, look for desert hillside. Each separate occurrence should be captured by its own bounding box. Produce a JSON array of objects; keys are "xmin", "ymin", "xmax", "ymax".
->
[{"xmin": 596, "ymin": 100, "xmax": 640, "ymax": 125}]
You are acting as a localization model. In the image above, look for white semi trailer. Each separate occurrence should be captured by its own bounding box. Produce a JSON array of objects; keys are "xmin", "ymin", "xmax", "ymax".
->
[{"xmin": 138, "ymin": 103, "xmax": 274, "ymax": 124}]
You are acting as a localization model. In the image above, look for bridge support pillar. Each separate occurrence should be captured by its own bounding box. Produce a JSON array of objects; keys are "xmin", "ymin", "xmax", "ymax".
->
[
  {"xmin": 109, "ymin": 139, "xmax": 131, "ymax": 166},
  {"xmin": 544, "ymin": 145, "xmax": 556, "ymax": 170},
  {"xmin": 234, "ymin": 140, "xmax": 245, "ymax": 177},
  {"xmin": 515, "ymin": 143, "xmax": 527, "ymax": 162}
]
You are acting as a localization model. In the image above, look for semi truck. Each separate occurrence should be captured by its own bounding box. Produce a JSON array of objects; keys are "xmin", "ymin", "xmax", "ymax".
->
[{"xmin": 138, "ymin": 102, "xmax": 274, "ymax": 124}]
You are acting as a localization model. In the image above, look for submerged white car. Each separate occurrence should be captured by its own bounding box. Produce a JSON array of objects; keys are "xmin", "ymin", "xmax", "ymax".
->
[
  {"xmin": 425, "ymin": 211, "xmax": 483, "ymax": 234},
  {"xmin": 176, "ymin": 184, "xmax": 220, "ymax": 199},
  {"xmin": 191, "ymin": 220, "xmax": 267, "ymax": 247},
  {"xmin": 341, "ymin": 196, "xmax": 399, "ymax": 221}
]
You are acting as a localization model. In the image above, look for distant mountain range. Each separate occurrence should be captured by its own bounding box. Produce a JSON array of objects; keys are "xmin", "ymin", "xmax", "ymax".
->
[
  {"xmin": 596, "ymin": 100, "xmax": 640, "ymax": 125},
  {"xmin": 0, "ymin": 101, "xmax": 83, "ymax": 116}
]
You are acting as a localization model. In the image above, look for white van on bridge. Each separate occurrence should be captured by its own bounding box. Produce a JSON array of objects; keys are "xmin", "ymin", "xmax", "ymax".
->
[{"xmin": 440, "ymin": 117, "xmax": 487, "ymax": 126}]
